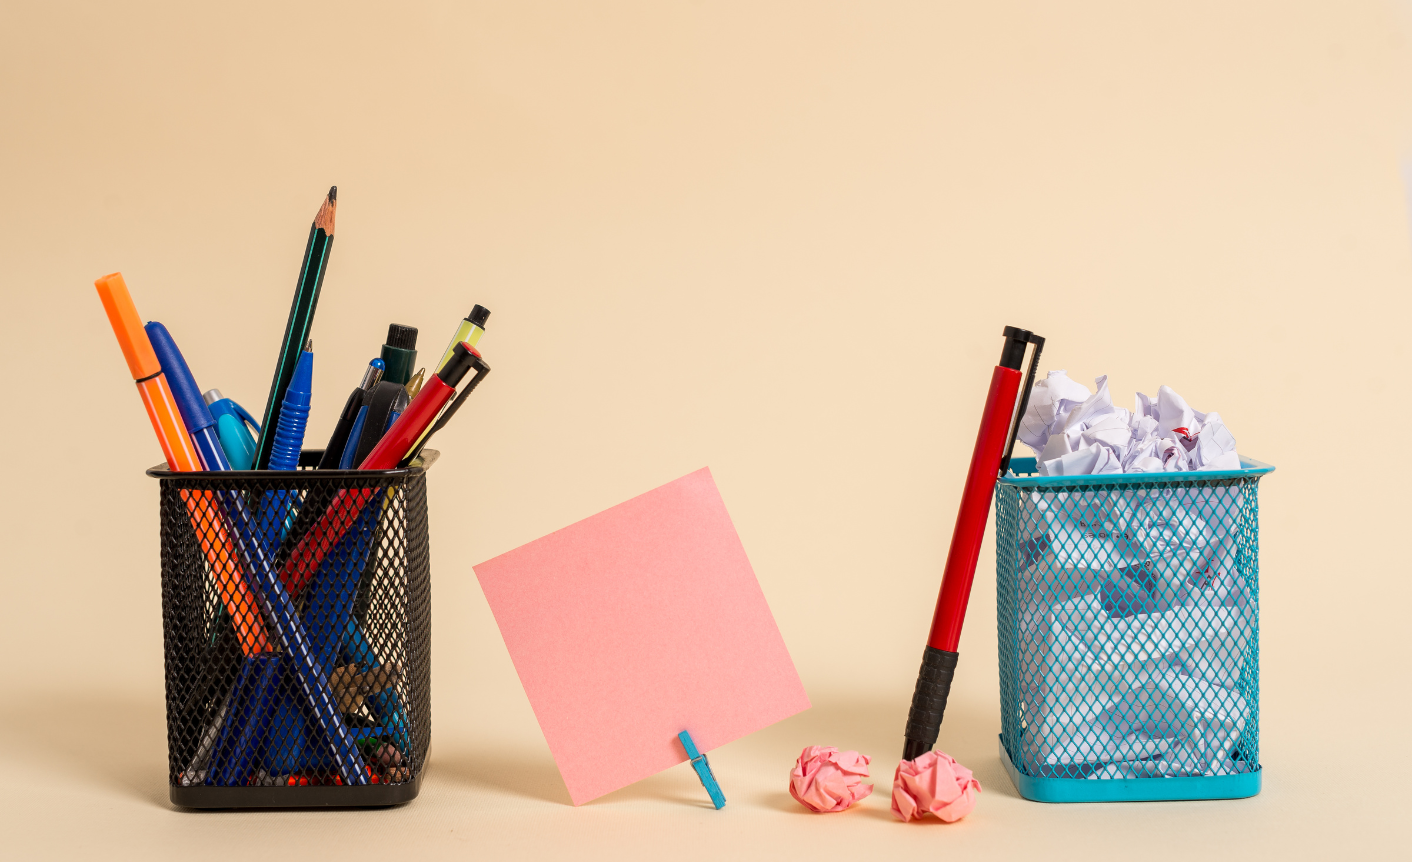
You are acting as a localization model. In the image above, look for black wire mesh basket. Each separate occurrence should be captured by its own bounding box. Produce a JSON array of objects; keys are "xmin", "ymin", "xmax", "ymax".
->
[{"xmin": 149, "ymin": 449, "xmax": 436, "ymax": 808}]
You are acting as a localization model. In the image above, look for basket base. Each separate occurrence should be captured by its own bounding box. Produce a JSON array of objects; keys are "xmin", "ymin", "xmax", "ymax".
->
[
  {"xmin": 999, "ymin": 738, "xmax": 1261, "ymax": 803},
  {"xmin": 170, "ymin": 771, "xmax": 422, "ymax": 809}
]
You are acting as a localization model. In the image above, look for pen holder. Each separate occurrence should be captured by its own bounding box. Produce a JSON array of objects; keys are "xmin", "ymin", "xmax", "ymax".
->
[
  {"xmin": 994, "ymin": 456, "xmax": 1273, "ymax": 803},
  {"xmin": 150, "ymin": 450, "xmax": 438, "ymax": 808}
]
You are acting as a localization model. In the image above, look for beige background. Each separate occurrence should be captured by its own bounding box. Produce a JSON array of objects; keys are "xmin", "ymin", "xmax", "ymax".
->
[{"xmin": 2, "ymin": 1, "xmax": 1409, "ymax": 858}]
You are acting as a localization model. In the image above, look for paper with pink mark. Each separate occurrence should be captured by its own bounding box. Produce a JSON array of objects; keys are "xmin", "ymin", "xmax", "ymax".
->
[{"xmin": 473, "ymin": 468, "xmax": 810, "ymax": 805}]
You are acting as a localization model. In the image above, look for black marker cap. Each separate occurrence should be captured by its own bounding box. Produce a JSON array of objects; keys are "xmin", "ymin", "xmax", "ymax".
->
[
  {"xmin": 386, "ymin": 324, "xmax": 418, "ymax": 350},
  {"xmin": 380, "ymin": 324, "xmax": 419, "ymax": 386},
  {"xmin": 468, "ymin": 305, "xmax": 490, "ymax": 327}
]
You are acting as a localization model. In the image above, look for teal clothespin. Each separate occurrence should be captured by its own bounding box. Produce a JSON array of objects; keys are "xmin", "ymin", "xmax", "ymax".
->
[{"xmin": 678, "ymin": 730, "xmax": 726, "ymax": 809}]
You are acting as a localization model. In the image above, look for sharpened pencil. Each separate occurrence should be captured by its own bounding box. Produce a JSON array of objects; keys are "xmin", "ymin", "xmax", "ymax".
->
[{"xmin": 254, "ymin": 186, "xmax": 336, "ymax": 469}]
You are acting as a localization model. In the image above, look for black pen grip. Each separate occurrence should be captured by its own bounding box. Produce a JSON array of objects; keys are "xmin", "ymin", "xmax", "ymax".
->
[
  {"xmin": 901, "ymin": 647, "xmax": 958, "ymax": 762},
  {"xmin": 351, "ymin": 381, "xmax": 405, "ymax": 467}
]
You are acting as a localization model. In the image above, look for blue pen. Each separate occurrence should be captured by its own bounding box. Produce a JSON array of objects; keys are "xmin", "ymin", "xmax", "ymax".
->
[
  {"xmin": 242, "ymin": 342, "xmax": 323, "ymax": 775},
  {"xmin": 206, "ymin": 654, "xmax": 282, "ymax": 786},
  {"xmin": 218, "ymin": 489, "xmax": 369, "ymax": 785},
  {"xmin": 143, "ymin": 324, "xmax": 365, "ymax": 784},
  {"xmin": 325, "ymin": 383, "xmax": 416, "ymax": 762},
  {"xmin": 267, "ymin": 343, "xmax": 313, "ymax": 472},
  {"xmin": 203, "ymin": 389, "xmax": 260, "ymax": 470},
  {"xmin": 258, "ymin": 343, "xmax": 313, "ymax": 554},
  {"xmin": 338, "ymin": 404, "xmax": 369, "ymax": 469},
  {"xmin": 385, "ymin": 388, "xmax": 410, "ymax": 431},
  {"xmin": 271, "ymin": 385, "xmax": 414, "ymax": 771},
  {"xmin": 146, "ymin": 321, "xmax": 261, "ymax": 783},
  {"xmin": 273, "ymin": 384, "xmax": 405, "ymax": 771},
  {"xmin": 266, "ymin": 501, "xmax": 382, "ymax": 774},
  {"xmin": 317, "ymin": 358, "xmax": 384, "ymax": 470},
  {"xmin": 144, "ymin": 322, "xmax": 231, "ymax": 472}
]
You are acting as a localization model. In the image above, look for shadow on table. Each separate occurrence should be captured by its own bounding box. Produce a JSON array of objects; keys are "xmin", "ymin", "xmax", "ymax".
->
[
  {"xmin": 433, "ymin": 748, "xmax": 712, "ymax": 808},
  {"xmin": 582, "ymin": 772, "xmax": 716, "ymax": 809},
  {"xmin": 434, "ymin": 692, "xmax": 1014, "ymax": 810},
  {"xmin": 0, "ymin": 688, "xmax": 170, "ymax": 808},
  {"xmin": 432, "ymin": 747, "xmax": 573, "ymax": 805}
]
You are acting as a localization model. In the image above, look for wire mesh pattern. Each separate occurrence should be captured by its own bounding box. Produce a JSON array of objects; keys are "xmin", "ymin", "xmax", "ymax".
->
[
  {"xmin": 996, "ymin": 468, "xmax": 1260, "ymax": 783},
  {"xmin": 152, "ymin": 452, "xmax": 432, "ymax": 801}
]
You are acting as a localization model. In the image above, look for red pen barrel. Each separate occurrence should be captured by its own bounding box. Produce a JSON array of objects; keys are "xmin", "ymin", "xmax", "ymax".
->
[
  {"xmin": 279, "ymin": 375, "xmax": 459, "ymax": 597},
  {"xmin": 903, "ymin": 326, "xmax": 1043, "ymax": 762},
  {"xmin": 359, "ymin": 375, "xmax": 455, "ymax": 471},
  {"xmin": 926, "ymin": 365, "xmax": 1022, "ymax": 652},
  {"xmin": 280, "ymin": 485, "xmax": 378, "ymax": 597}
]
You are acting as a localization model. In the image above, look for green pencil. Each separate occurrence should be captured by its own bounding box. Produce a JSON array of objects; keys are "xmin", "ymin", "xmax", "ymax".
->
[{"xmin": 254, "ymin": 186, "xmax": 336, "ymax": 469}]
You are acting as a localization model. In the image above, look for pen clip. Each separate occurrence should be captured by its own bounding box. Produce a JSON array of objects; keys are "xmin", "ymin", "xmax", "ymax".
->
[
  {"xmin": 999, "ymin": 329, "xmax": 1045, "ymax": 476},
  {"xmin": 231, "ymin": 400, "xmax": 262, "ymax": 435},
  {"xmin": 398, "ymin": 356, "xmax": 491, "ymax": 468}
]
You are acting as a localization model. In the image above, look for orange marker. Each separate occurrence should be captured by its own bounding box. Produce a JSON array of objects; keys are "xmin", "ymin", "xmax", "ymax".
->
[{"xmin": 96, "ymin": 273, "xmax": 270, "ymax": 655}]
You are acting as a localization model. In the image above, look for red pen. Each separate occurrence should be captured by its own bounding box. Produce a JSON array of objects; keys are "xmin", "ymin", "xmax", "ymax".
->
[
  {"xmin": 280, "ymin": 341, "xmax": 490, "ymax": 596},
  {"xmin": 901, "ymin": 326, "xmax": 1043, "ymax": 762}
]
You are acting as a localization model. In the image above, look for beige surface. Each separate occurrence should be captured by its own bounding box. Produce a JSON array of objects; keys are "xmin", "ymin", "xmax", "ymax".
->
[{"xmin": 2, "ymin": 1, "xmax": 1410, "ymax": 858}]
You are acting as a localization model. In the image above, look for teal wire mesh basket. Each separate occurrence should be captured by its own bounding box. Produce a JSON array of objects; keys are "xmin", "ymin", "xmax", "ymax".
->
[{"xmin": 995, "ymin": 456, "xmax": 1273, "ymax": 803}]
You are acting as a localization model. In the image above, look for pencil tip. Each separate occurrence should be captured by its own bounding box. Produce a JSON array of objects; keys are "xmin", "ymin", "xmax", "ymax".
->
[{"xmin": 314, "ymin": 187, "xmax": 337, "ymax": 233}]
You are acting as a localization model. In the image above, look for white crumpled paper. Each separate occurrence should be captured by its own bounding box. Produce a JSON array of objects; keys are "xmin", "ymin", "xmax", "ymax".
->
[
  {"xmin": 1020, "ymin": 563, "xmax": 1256, "ymax": 776},
  {"xmin": 1019, "ymin": 373, "xmax": 1241, "ymax": 477}
]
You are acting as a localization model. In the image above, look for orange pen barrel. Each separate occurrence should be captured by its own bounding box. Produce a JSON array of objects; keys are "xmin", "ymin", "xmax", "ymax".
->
[
  {"xmin": 137, "ymin": 375, "xmax": 202, "ymax": 472},
  {"xmin": 99, "ymin": 273, "xmax": 271, "ymax": 656}
]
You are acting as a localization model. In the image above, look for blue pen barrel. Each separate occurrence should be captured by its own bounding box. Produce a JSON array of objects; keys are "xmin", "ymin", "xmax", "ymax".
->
[
  {"xmin": 266, "ymin": 385, "xmax": 309, "ymax": 473},
  {"xmin": 339, "ymin": 407, "xmax": 369, "ymax": 470},
  {"xmin": 150, "ymin": 450, "xmax": 440, "ymax": 804},
  {"xmin": 263, "ymin": 500, "xmax": 382, "ymax": 774},
  {"xmin": 217, "ymin": 489, "xmax": 368, "ymax": 785},
  {"xmin": 211, "ymin": 349, "xmax": 323, "ymax": 784},
  {"xmin": 258, "ymin": 350, "xmax": 313, "ymax": 556},
  {"xmin": 205, "ymin": 655, "xmax": 281, "ymax": 786}
]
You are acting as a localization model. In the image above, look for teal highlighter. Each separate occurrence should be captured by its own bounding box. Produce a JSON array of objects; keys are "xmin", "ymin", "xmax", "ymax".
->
[{"xmin": 203, "ymin": 389, "xmax": 261, "ymax": 471}]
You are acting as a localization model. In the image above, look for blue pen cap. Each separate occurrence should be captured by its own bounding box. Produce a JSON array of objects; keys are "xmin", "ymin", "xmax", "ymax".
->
[
  {"xmin": 205, "ymin": 389, "xmax": 259, "ymax": 470},
  {"xmin": 215, "ymin": 413, "xmax": 256, "ymax": 470},
  {"xmin": 268, "ymin": 348, "xmax": 314, "ymax": 472},
  {"xmin": 145, "ymin": 321, "xmax": 217, "ymax": 433},
  {"xmin": 204, "ymin": 389, "xmax": 262, "ymax": 432}
]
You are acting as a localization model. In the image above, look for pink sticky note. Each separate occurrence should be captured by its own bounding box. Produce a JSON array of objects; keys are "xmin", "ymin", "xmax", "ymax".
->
[{"xmin": 473, "ymin": 468, "xmax": 810, "ymax": 805}]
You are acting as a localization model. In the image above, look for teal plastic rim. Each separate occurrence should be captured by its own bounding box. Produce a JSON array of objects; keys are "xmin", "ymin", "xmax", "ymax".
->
[
  {"xmin": 1000, "ymin": 738, "xmax": 1261, "ymax": 803},
  {"xmin": 999, "ymin": 456, "xmax": 1275, "ymax": 488}
]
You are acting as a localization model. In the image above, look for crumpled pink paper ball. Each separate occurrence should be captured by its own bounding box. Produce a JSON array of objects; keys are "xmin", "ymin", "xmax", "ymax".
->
[
  {"xmin": 789, "ymin": 746, "xmax": 874, "ymax": 813},
  {"xmin": 891, "ymin": 750, "xmax": 981, "ymax": 822}
]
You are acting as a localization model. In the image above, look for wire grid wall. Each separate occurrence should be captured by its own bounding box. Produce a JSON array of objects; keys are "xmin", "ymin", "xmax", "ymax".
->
[
  {"xmin": 157, "ymin": 458, "xmax": 431, "ymax": 790},
  {"xmin": 996, "ymin": 473, "xmax": 1260, "ymax": 781}
]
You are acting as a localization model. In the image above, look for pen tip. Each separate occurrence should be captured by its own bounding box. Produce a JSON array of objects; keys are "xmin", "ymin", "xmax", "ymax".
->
[{"xmin": 328, "ymin": 186, "xmax": 337, "ymax": 201}]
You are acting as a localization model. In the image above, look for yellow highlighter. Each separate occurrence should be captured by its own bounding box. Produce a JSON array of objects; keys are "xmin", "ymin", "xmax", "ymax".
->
[
  {"xmin": 433, "ymin": 305, "xmax": 490, "ymax": 372},
  {"xmin": 407, "ymin": 305, "xmax": 490, "ymax": 456}
]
